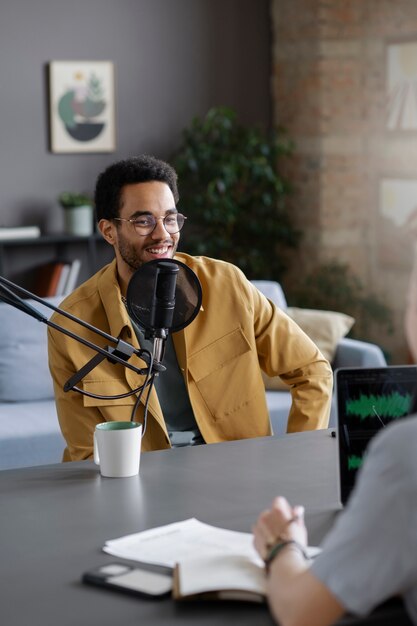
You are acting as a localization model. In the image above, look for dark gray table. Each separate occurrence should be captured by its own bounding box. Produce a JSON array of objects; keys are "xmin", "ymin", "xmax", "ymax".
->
[{"xmin": 0, "ymin": 430, "xmax": 410, "ymax": 626}]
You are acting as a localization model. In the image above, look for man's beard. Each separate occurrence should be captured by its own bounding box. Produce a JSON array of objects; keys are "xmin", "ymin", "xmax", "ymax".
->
[
  {"xmin": 117, "ymin": 231, "xmax": 176, "ymax": 272},
  {"xmin": 118, "ymin": 237, "xmax": 143, "ymax": 271}
]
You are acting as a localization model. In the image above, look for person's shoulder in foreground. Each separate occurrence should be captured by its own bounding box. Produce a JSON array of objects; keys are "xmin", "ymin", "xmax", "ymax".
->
[
  {"xmin": 253, "ymin": 416, "xmax": 417, "ymax": 626},
  {"xmin": 311, "ymin": 415, "xmax": 417, "ymax": 622}
]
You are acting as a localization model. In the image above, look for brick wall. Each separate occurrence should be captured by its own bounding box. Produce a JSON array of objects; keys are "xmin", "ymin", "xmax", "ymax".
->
[{"xmin": 271, "ymin": 0, "xmax": 417, "ymax": 362}]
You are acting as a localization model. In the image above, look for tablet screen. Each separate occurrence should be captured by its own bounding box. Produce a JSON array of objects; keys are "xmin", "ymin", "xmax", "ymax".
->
[{"xmin": 336, "ymin": 365, "xmax": 417, "ymax": 504}]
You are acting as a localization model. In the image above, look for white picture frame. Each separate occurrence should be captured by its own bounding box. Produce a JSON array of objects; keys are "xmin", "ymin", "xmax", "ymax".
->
[
  {"xmin": 49, "ymin": 60, "xmax": 116, "ymax": 153},
  {"xmin": 386, "ymin": 41, "xmax": 417, "ymax": 131}
]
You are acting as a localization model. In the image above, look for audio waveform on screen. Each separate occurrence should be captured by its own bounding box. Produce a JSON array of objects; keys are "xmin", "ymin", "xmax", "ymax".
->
[
  {"xmin": 348, "ymin": 455, "xmax": 364, "ymax": 471},
  {"xmin": 346, "ymin": 392, "xmax": 412, "ymax": 420}
]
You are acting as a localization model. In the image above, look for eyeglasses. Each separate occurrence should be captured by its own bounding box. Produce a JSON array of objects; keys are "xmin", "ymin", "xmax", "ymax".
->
[{"xmin": 114, "ymin": 213, "xmax": 187, "ymax": 236}]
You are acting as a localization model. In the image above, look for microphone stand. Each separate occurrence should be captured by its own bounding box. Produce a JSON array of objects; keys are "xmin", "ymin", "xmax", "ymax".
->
[
  {"xmin": 147, "ymin": 329, "xmax": 167, "ymax": 365},
  {"xmin": 0, "ymin": 275, "xmax": 165, "ymax": 402}
]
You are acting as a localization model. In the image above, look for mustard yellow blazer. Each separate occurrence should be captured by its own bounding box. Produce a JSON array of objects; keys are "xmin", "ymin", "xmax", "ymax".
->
[{"xmin": 48, "ymin": 254, "xmax": 332, "ymax": 461}]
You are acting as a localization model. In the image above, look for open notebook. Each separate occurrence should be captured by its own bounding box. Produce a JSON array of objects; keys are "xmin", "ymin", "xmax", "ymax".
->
[{"xmin": 335, "ymin": 365, "xmax": 417, "ymax": 504}]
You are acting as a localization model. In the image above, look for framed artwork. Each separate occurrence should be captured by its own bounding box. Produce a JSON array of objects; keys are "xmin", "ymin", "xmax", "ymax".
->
[
  {"xmin": 49, "ymin": 60, "xmax": 116, "ymax": 153},
  {"xmin": 386, "ymin": 41, "xmax": 417, "ymax": 131},
  {"xmin": 377, "ymin": 177, "xmax": 417, "ymax": 269}
]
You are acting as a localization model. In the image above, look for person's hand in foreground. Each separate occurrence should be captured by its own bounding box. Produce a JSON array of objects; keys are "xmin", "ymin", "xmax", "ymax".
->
[
  {"xmin": 253, "ymin": 495, "xmax": 307, "ymax": 560},
  {"xmin": 253, "ymin": 496, "xmax": 344, "ymax": 626}
]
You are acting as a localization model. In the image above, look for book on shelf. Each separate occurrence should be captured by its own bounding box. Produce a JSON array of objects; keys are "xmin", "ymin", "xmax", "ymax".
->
[
  {"xmin": 62, "ymin": 258, "xmax": 81, "ymax": 295},
  {"xmin": 0, "ymin": 225, "xmax": 41, "ymax": 240},
  {"xmin": 55, "ymin": 264, "xmax": 71, "ymax": 295},
  {"xmin": 34, "ymin": 261, "xmax": 69, "ymax": 297},
  {"xmin": 33, "ymin": 258, "xmax": 82, "ymax": 297}
]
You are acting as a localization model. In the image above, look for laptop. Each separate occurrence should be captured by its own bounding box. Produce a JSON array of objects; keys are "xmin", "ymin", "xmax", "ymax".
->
[{"xmin": 335, "ymin": 365, "xmax": 417, "ymax": 505}]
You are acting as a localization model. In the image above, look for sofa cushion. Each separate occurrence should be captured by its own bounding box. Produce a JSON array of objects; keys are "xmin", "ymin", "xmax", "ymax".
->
[
  {"xmin": 252, "ymin": 280, "xmax": 354, "ymax": 364},
  {"xmin": 251, "ymin": 280, "xmax": 287, "ymax": 310},
  {"xmin": 262, "ymin": 307, "xmax": 355, "ymax": 390},
  {"xmin": 287, "ymin": 307, "xmax": 355, "ymax": 361},
  {"xmin": 0, "ymin": 399, "xmax": 63, "ymax": 469},
  {"xmin": 265, "ymin": 389, "xmax": 292, "ymax": 436},
  {"xmin": 0, "ymin": 296, "xmax": 62, "ymax": 402}
]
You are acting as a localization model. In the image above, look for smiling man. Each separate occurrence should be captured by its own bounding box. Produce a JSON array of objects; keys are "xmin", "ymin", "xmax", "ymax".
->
[{"xmin": 48, "ymin": 155, "xmax": 332, "ymax": 461}]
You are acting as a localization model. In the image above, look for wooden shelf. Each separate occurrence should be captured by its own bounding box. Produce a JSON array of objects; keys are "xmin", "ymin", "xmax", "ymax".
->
[
  {"xmin": 0, "ymin": 232, "xmax": 104, "ymax": 247},
  {"xmin": 0, "ymin": 232, "xmax": 113, "ymax": 289}
]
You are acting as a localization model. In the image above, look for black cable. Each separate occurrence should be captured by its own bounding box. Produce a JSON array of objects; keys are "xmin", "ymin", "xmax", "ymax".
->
[
  {"xmin": 129, "ymin": 350, "xmax": 156, "ymax": 438},
  {"xmin": 69, "ymin": 380, "xmax": 153, "ymax": 401},
  {"xmin": 139, "ymin": 374, "xmax": 156, "ymax": 439}
]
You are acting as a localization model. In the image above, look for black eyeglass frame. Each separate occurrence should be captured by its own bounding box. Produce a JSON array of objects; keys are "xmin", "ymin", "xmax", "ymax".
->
[{"xmin": 113, "ymin": 214, "xmax": 187, "ymax": 236}]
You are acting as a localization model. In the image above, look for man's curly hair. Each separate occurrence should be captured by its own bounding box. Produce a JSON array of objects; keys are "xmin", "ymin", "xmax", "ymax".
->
[{"xmin": 94, "ymin": 155, "xmax": 179, "ymax": 221}]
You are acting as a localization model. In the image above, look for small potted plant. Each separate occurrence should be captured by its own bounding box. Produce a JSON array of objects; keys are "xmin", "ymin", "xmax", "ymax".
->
[{"xmin": 58, "ymin": 191, "xmax": 94, "ymax": 236}]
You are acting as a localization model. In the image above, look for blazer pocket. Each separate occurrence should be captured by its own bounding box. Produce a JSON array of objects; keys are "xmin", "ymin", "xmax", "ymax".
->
[
  {"xmin": 188, "ymin": 327, "xmax": 251, "ymax": 382},
  {"xmin": 187, "ymin": 328, "xmax": 258, "ymax": 420},
  {"xmin": 82, "ymin": 379, "xmax": 137, "ymax": 407}
]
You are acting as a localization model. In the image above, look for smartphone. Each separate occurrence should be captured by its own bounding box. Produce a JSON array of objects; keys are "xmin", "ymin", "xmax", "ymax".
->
[{"xmin": 82, "ymin": 562, "xmax": 172, "ymax": 599}]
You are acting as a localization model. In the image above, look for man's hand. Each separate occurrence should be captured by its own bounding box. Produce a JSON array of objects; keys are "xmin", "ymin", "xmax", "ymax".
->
[
  {"xmin": 253, "ymin": 496, "xmax": 308, "ymax": 560},
  {"xmin": 253, "ymin": 496, "xmax": 345, "ymax": 626}
]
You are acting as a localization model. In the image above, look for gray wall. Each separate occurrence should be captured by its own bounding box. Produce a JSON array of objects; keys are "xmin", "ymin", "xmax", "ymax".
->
[{"xmin": 0, "ymin": 0, "xmax": 271, "ymax": 234}]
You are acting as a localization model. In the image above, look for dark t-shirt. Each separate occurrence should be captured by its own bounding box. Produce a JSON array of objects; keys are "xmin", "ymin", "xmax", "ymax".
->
[{"xmin": 131, "ymin": 320, "xmax": 204, "ymax": 447}]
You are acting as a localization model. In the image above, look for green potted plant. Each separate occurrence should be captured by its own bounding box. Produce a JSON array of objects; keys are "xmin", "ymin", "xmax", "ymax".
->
[
  {"xmin": 171, "ymin": 106, "xmax": 299, "ymax": 280},
  {"xmin": 58, "ymin": 191, "xmax": 94, "ymax": 236}
]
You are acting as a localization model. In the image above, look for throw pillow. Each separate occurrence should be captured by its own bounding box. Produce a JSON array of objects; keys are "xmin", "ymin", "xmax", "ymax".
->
[{"xmin": 262, "ymin": 307, "xmax": 355, "ymax": 391}]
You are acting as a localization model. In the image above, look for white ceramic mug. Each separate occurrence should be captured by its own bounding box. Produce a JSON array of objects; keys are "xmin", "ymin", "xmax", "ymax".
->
[{"xmin": 94, "ymin": 421, "xmax": 142, "ymax": 478}]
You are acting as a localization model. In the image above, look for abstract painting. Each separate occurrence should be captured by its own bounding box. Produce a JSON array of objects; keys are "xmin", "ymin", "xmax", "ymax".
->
[{"xmin": 49, "ymin": 61, "xmax": 115, "ymax": 153}]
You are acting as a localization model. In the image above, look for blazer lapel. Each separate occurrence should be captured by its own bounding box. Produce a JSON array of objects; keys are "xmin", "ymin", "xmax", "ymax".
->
[{"xmin": 97, "ymin": 262, "xmax": 167, "ymax": 434}]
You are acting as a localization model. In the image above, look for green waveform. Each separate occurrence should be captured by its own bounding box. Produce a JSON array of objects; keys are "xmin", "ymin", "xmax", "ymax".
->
[
  {"xmin": 346, "ymin": 392, "xmax": 412, "ymax": 420},
  {"xmin": 348, "ymin": 454, "xmax": 364, "ymax": 471}
]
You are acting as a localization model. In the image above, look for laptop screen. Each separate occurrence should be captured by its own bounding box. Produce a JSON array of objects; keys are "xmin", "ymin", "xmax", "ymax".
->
[{"xmin": 336, "ymin": 365, "xmax": 417, "ymax": 504}]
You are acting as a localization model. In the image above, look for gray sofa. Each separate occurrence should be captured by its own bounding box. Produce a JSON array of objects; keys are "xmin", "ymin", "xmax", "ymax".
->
[
  {"xmin": 0, "ymin": 283, "xmax": 387, "ymax": 470},
  {"xmin": 251, "ymin": 280, "xmax": 387, "ymax": 435},
  {"xmin": 0, "ymin": 296, "xmax": 65, "ymax": 470}
]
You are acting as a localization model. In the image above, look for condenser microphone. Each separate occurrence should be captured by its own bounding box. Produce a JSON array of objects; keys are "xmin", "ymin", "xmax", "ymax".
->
[
  {"xmin": 150, "ymin": 262, "xmax": 179, "ymax": 332},
  {"xmin": 126, "ymin": 258, "xmax": 203, "ymax": 368},
  {"xmin": 148, "ymin": 261, "xmax": 179, "ymax": 362}
]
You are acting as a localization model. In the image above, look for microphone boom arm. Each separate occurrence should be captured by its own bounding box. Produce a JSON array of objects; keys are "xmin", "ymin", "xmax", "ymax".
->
[{"xmin": 0, "ymin": 276, "xmax": 163, "ymax": 396}]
